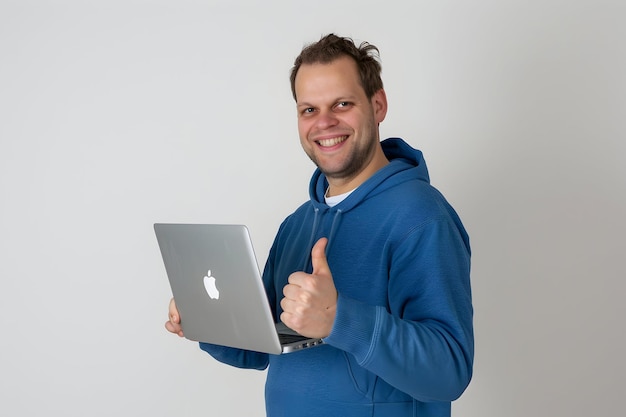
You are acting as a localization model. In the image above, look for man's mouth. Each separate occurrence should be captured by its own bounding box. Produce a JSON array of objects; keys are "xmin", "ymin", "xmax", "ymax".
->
[{"xmin": 316, "ymin": 136, "xmax": 348, "ymax": 148}]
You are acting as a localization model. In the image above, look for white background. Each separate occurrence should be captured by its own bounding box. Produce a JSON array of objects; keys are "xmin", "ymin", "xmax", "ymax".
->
[{"xmin": 1, "ymin": 1, "xmax": 625, "ymax": 416}]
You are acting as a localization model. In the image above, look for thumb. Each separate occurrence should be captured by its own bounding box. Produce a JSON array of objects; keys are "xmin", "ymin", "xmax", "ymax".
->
[{"xmin": 311, "ymin": 237, "xmax": 330, "ymax": 276}]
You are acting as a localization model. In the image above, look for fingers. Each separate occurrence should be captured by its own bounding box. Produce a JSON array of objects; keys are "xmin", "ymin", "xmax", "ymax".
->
[
  {"xmin": 279, "ymin": 296, "xmax": 334, "ymax": 339},
  {"xmin": 165, "ymin": 320, "xmax": 184, "ymax": 337},
  {"xmin": 165, "ymin": 297, "xmax": 184, "ymax": 337},
  {"xmin": 168, "ymin": 297, "xmax": 179, "ymax": 322}
]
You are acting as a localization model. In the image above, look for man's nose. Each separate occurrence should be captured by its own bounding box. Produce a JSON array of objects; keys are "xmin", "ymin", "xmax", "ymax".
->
[{"xmin": 315, "ymin": 109, "xmax": 339, "ymax": 129}]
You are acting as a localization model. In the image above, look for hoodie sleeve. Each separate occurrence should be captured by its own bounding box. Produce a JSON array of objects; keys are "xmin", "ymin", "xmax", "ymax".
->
[
  {"xmin": 323, "ymin": 216, "xmax": 473, "ymax": 402},
  {"xmin": 198, "ymin": 342, "xmax": 269, "ymax": 370}
]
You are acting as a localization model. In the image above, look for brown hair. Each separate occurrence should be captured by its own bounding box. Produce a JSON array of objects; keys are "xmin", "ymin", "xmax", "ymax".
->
[{"xmin": 289, "ymin": 33, "xmax": 383, "ymax": 101}]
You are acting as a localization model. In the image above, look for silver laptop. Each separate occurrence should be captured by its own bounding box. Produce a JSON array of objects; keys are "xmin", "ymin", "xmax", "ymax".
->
[{"xmin": 154, "ymin": 223, "xmax": 323, "ymax": 354}]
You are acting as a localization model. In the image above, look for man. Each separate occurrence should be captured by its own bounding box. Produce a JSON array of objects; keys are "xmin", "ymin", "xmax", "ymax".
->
[{"xmin": 166, "ymin": 33, "xmax": 473, "ymax": 416}]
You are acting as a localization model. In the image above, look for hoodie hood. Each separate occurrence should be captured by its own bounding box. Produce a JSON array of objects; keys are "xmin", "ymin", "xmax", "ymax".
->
[{"xmin": 308, "ymin": 138, "xmax": 430, "ymax": 212}]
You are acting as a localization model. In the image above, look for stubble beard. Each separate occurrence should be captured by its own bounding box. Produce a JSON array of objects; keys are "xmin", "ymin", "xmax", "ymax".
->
[{"xmin": 307, "ymin": 128, "xmax": 379, "ymax": 183}]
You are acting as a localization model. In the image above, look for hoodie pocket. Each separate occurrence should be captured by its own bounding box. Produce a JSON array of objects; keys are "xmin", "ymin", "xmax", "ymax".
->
[{"xmin": 342, "ymin": 351, "xmax": 377, "ymax": 398}]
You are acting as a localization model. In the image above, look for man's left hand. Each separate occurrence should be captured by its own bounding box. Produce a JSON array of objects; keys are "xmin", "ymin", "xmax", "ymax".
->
[{"xmin": 280, "ymin": 237, "xmax": 337, "ymax": 339}]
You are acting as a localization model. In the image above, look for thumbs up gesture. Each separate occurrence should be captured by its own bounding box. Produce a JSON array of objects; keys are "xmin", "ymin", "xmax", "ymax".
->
[{"xmin": 280, "ymin": 238, "xmax": 337, "ymax": 339}]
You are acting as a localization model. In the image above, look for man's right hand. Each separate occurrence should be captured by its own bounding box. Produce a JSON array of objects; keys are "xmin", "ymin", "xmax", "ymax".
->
[{"xmin": 165, "ymin": 297, "xmax": 184, "ymax": 337}]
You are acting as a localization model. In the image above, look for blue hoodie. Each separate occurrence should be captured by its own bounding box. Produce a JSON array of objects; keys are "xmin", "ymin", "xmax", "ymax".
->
[{"xmin": 200, "ymin": 138, "xmax": 473, "ymax": 417}]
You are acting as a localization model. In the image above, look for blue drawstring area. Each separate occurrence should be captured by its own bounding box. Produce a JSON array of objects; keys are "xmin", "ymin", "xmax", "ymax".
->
[{"xmin": 301, "ymin": 206, "xmax": 343, "ymax": 271}]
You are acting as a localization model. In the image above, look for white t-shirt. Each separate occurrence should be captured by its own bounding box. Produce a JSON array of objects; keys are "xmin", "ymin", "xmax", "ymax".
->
[{"xmin": 325, "ymin": 188, "xmax": 355, "ymax": 207}]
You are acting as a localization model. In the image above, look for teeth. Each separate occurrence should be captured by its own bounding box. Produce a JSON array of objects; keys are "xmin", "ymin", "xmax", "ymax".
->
[{"xmin": 317, "ymin": 136, "xmax": 347, "ymax": 147}]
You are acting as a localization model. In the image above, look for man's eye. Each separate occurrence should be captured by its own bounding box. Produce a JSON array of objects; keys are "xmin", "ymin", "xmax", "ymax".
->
[
  {"xmin": 303, "ymin": 108, "xmax": 315, "ymax": 114},
  {"xmin": 336, "ymin": 101, "xmax": 351, "ymax": 108}
]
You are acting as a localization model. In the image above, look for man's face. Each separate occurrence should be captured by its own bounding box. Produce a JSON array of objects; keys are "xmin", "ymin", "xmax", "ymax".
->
[{"xmin": 294, "ymin": 56, "xmax": 387, "ymax": 185}]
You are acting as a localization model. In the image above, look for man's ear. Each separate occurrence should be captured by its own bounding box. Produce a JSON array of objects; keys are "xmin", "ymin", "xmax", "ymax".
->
[{"xmin": 372, "ymin": 89, "xmax": 388, "ymax": 124}]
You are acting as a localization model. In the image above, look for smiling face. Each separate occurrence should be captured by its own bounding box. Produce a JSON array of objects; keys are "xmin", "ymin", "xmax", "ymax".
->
[{"xmin": 294, "ymin": 56, "xmax": 388, "ymax": 195}]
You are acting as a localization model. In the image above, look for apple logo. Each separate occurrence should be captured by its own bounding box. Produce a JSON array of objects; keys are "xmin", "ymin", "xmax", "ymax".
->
[{"xmin": 203, "ymin": 270, "xmax": 220, "ymax": 300}]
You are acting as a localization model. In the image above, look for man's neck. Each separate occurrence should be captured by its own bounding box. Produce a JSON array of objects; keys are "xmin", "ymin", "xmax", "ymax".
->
[{"xmin": 326, "ymin": 149, "xmax": 389, "ymax": 197}]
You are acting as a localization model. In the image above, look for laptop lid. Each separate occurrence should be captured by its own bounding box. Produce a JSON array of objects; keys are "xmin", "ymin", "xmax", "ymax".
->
[{"xmin": 154, "ymin": 223, "xmax": 323, "ymax": 354}]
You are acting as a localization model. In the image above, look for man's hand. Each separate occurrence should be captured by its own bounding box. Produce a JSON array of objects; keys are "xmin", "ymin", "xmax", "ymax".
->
[
  {"xmin": 165, "ymin": 297, "xmax": 184, "ymax": 337},
  {"xmin": 280, "ymin": 238, "xmax": 337, "ymax": 338}
]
